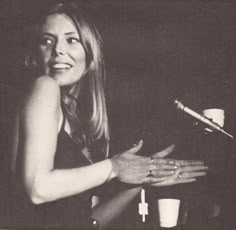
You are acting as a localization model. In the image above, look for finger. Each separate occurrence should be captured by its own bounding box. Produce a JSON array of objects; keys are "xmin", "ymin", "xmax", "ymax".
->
[
  {"xmin": 149, "ymin": 159, "xmax": 179, "ymax": 170},
  {"xmin": 142, "ymin": 176, "xmax": 166, "ymax": 184},
  {"xmin": 151, "ymin": 169, "xmax": 176, "ymax": 177},
  {"xmin": 180, "ymin": 165, "xmax": 208, "ymax": 172},
  {"xmin": 149, "ymin": 158, "xmax": 175, "ymax": 165},
  {"xmin": 179, "ymin": 171, "xmax": 207, "ymax": 178},
  {"xmin": 152, "ymin": 144, "xmax": 175, "ymax": 158},
  {"xmin": 171, "ymin": 178, "xmax": 197, "ymax": 185},
  {"xmin": 177, "ymin": 160, "xmax": 205, "ymax": 166},
  {"xmin": 151, "ymin": 164, "xmax": 179, "ymax": 171},
  {"xmin": 127, "ymin": 140, "xmax": 143, "ymax": 154},
  {"xmin": 150, "ymin": 178, "xmax": 196, "ymax": 187}
]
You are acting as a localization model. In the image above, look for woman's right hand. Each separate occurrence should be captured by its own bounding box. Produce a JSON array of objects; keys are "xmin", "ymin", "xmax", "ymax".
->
[{"xmin": 110, "ymin": 141, "xmax": 178, "ymax": 184}]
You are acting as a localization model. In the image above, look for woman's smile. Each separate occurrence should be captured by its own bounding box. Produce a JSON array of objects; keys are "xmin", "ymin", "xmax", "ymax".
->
[{"xmin": 49, "ymin": 61, "xmax": 73, "ymax": 73}]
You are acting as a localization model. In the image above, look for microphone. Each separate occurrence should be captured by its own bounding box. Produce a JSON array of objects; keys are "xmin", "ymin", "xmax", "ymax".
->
[{"xmin": 174, "ymin": 99, "xmax": 234, "ymax": 139}]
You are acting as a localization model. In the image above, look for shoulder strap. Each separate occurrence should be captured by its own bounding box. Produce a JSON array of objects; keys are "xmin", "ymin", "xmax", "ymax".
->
[{"xmin": 60, "ymin": 104, "xmax": 66, "ymax": 132}]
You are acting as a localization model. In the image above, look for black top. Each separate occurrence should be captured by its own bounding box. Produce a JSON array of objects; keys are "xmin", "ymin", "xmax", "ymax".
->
[{"xmin": 12, "ymin": 112, "xmax": 94, "ymax": 229}]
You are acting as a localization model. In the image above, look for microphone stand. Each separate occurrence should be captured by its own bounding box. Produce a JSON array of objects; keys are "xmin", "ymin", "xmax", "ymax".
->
[{"xmin": 174, "ymin": 100, "xmax": 234, "ymax": 140}]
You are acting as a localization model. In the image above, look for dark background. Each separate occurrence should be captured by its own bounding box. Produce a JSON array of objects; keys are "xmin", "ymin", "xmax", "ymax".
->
[
  {"xmin": 1, "ymin": 0, "xmax": 236, "ymax": 127},
  {"xmin": 0, "ymin": 0, "xmax": 236, "ymax": 228},
  {"xmin": 1, "ymin": 1, "xmax": 236, "ymax": 100},
  {"xmin": 1, "ymin": 1, "xmax": 236, "ymax": 111}
]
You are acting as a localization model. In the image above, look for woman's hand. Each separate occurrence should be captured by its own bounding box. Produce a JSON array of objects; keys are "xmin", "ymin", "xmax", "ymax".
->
[
  {"xmin": 150, "ymin": 160, "xmax": 208, "ymax": 186},
  {"xmin": 110, "ymin": 141, "xmax": 178, "ymax": 184}
]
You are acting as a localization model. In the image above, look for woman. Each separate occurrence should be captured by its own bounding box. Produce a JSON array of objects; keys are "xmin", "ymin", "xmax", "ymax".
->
[{"xmin": 10, "ymin": 1, "xmax": 207, "ymax": 229}]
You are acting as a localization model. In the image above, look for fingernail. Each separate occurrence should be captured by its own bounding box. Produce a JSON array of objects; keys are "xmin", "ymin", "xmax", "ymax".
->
[{"xmin": 168, "ymin": 160, "xmax": 175, "ymax": 165}]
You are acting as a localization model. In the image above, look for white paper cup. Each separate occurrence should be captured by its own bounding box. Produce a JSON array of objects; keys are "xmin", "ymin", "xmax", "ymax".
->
[
  {"xmin": 202, "ymin": 108, "xmax": 225, "ymax": 132},
  {"xmin": 157, "ymin": 199, "xmax": 180, "ymax": 228}
]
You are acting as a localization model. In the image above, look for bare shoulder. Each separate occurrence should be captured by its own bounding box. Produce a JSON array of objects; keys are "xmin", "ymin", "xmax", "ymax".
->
[
  {"xmin": 32, "ymin": 76, "xmax": 60, "ymax": 95},
  {"xmin": 23, "ymin": 76, "xmax": 61, "ymax": 115}
]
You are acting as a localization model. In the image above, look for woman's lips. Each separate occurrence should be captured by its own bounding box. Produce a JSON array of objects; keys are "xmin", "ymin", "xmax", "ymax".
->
[{"xmin": 50, "ymin": 63, "xmax": 72, "ymax": 73}]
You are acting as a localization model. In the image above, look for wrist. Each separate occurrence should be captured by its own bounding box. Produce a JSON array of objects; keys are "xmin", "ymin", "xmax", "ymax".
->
[{"xmin": 107, "ymin": 158, "xmax": 118, "ymax": 181}]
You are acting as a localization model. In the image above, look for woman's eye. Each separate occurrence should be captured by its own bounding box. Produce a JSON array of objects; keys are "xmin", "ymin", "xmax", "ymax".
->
[
  {"xmin": 67, "ymin": 37, "xmax": 80, "ymax": 44},
  {"xmin": 39, "ymin": 37, "xmax": 54, "ymax": 46}
]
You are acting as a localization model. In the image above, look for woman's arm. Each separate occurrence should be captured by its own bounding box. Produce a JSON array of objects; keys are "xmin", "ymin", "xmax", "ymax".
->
[{"xmin": 20, "ymin": 76, "xmax": 117, "ymax": 204}]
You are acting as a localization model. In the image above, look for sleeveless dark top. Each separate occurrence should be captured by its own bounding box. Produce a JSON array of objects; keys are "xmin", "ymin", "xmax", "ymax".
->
[{"xmin": 13, "ymin": 111, "xmax": 93, "ymax": 229}]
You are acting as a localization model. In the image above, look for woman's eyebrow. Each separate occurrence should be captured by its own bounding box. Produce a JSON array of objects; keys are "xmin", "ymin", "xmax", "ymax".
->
[
  {"xmin": 64, "ymin": 31, "xmax": 79, "ymax": 36},
  {"xmin": 40, "ymin": 32, "xmax": 55, "ymax": 37}
]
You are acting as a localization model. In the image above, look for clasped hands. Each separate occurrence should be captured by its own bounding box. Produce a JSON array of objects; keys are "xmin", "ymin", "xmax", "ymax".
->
[{"xmin": 111, "ymin": 140, "xmax": 208, "ymax": 186}]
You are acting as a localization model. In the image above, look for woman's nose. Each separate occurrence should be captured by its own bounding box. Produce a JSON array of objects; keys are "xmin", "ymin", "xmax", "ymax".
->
[{"xmin": 53, "ymin": 40, "xmax": 66, "ymax": 56}]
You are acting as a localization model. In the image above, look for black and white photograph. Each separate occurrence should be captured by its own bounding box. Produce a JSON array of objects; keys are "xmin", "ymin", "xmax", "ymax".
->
[{"xmin": 0, "ymin": 0, "xmax": 236, "ymax": 229}]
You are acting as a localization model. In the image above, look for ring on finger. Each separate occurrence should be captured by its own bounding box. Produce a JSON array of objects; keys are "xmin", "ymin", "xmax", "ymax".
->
[
  {"xmin": 150, "ymin": 157, "xmax": 155, "ymax": 165},
  {"xmin": 168, "ymin": 160, "xmax": 176, "ymax": 165},
  {"xmin": 148, "ymin": 170, "xmax": 153, "ymax": 177}
]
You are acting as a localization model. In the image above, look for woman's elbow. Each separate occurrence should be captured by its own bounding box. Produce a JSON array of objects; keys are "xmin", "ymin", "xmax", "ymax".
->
[
  {"xmin": 27, "ymin": 178, "xmax": 50, "ymax": 205},
  {"xmin": 30, "ymin": 193, "xmax": 45, "ymax": 205}
]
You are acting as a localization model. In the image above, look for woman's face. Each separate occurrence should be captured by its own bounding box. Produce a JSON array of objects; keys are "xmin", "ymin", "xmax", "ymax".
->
[{"xmin": 37, "ymin": 13, "xmax": 86, "ymax": 87}]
